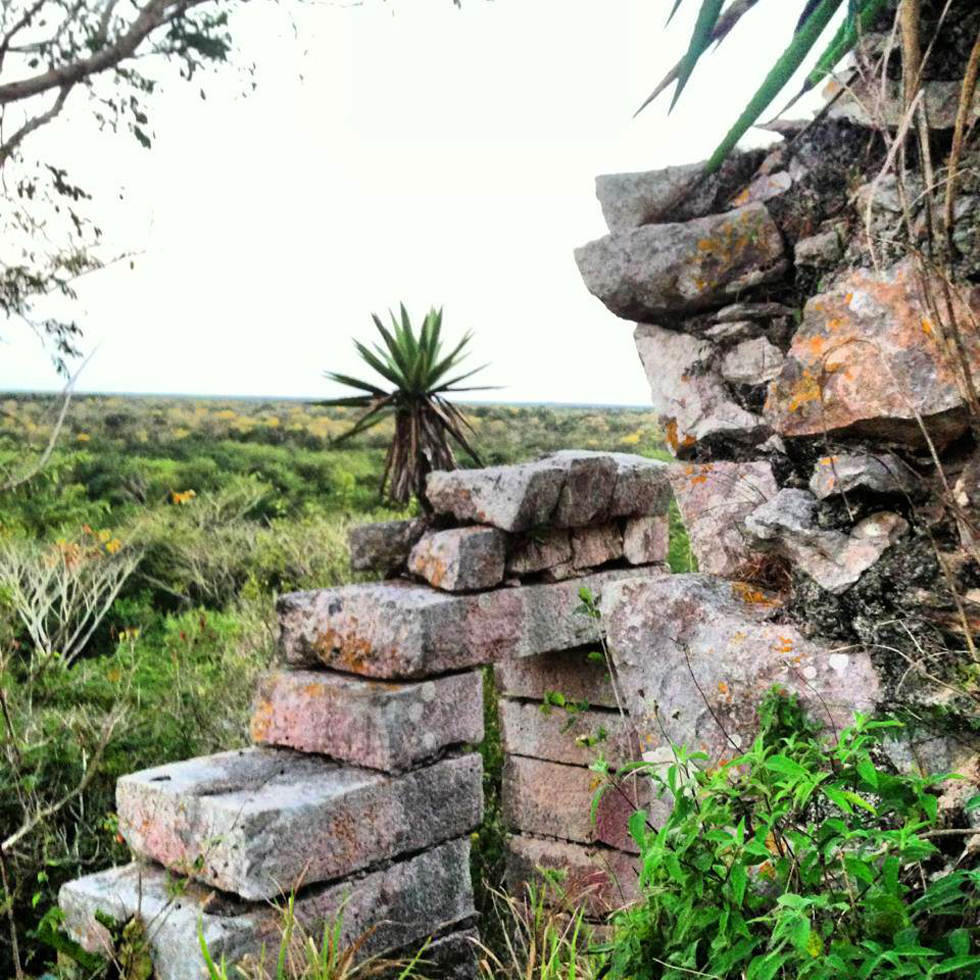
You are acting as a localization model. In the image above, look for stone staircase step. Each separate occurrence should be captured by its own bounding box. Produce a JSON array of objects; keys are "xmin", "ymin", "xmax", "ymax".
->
[
  {"xmin": 59, "ymin": 838, "xmax": 474, "ymax": 980},
  {"xmin": 250, "ymin": 668, "xmax": 483, "ymax": 772},
  {"xmin": 117, "ymin": 748, "xmax": 482, "ymax": 901},
  {"xmin": 278, "ymin": 566, "xmax": 666, "ymax": 679}
]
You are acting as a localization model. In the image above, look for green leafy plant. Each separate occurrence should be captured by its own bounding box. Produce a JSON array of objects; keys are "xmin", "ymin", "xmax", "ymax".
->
[
  {"xmin": 642, "ymin": 0, "xmax": 890, "ymax": 173},
  {"xmin": 323, "ymin": 306, "xmax": 491, "ymax": 507},
  {"xmin": 603, "ymin": 690, "xmax": 980, "ymax": 980}
]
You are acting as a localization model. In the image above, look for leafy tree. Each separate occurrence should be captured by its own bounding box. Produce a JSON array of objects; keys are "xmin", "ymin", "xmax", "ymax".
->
[
  {"xmin": 0, "ymin": 0, "xmax": 471, "ymax": 374},
  {"xmin": 324, "ymin": 305, "xmax": 490, "ymax": 507},
  {"xmin": 0, "ymin": 0, "xmax": 247, "ymax": 373}
]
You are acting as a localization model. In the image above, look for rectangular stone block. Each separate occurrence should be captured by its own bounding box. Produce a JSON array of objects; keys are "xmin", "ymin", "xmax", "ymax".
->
[
  {"xmin": 60, "ymin": 839, "xmax": 474, "ymax": 980},
  {"xmin": 278, "ymin": 566, "xmax": 666, "ymax": 679},
  {"xmin": 494, "ymin": 649, "xmax": 621, "ymax": 709},
  {"xmin": 623, "ymin": 515, "xmax": 669, "ymax": 565},
  {"xmin": 499, "ymin": 699, "xmax": 639, "ymax": 768},
  {"xmin": 506, "ymin": 529, "xmax": 572, "ymax": 577},
  {"xmin": 570, "ymin": 524, "xmax": 623, "ymax": 569},
  {"xmin": 505, "ymin": 835, "xmax": 639, "ymax": 918},
  {"xmin": 426, "ymin": 452, "xmax": 670, "ymax": 533},
  {"xmin": 502, "ymin": 756, "xmax": 668, "ymax": 853},
  {"xmin": 118, "ymin": 748, "xmax": 482, "ymax": 901},
  {"xmin": 251, "ymin": 669, "xmax": 483, "ymax": 772},
  {"xmin": 408, "ymin": 526, "xmax": 506, "ymax": 592},
  {"xmin": 349, "ymin": 518, "xmax": 429, "ymax": 574}
]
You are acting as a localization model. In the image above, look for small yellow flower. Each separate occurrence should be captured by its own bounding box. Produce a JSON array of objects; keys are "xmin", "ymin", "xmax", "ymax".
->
[
  {"xmin": 76, "ymin": 432, "xmax": 91, "ymax": 442},
  {"xmin": 98, "ymin": 529, "xmax": 111, "ymax": 543},
  {"xmin": 105, "ymin": 538, "xmax": 123, "ymax": 555},
  {"xmin": 170, "ymin": 489, "xmax": 197, "ymax": 505}
]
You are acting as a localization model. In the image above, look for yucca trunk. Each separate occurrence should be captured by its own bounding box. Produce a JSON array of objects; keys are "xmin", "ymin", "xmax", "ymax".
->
[{"xmin": 382, "ymin": 404, "xmax": 459, "ymax": 508}]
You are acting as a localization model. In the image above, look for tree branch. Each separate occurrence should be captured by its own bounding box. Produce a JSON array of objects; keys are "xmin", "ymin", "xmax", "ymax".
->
[
  {"xmin": 0, "ymin": 0, "xmax": 210, "ymax": 106},
  {"xmin": 0, "ymin": 83, "xmax": 74, "ymax": 167}
]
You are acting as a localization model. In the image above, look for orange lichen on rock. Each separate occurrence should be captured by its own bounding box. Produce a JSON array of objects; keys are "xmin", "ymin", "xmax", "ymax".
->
[{"xmin": 765, "ymin": 259, "xmax": 980, "ymax": 444}]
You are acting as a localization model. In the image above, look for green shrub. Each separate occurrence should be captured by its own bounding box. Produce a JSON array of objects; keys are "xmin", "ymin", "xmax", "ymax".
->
[{"xmin": 603, "ymin": 692, "xmax": 980, "ymax": 980}]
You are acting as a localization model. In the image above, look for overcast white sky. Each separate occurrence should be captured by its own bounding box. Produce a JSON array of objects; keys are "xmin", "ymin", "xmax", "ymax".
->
[{"xmin": 3, "ymin": 0, "xmax": 827, "ymax": 405}]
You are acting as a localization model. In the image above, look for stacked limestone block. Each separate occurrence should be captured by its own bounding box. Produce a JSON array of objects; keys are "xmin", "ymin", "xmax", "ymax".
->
[
  {"xmin": 497, "ymin": 648, "xmax": 657, "ymax": 919},
  {"xmin": 60, "ymin": 617, "xmax": 488, "ymax": 977},
  {"xmin": 350, "ymin": 451, "xmax": 674, "ymax": 918}
]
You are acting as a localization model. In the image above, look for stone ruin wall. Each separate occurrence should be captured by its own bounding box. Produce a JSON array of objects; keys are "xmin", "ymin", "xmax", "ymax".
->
[
  {"xmin": 57, "ymin": 450, "xmax": 677, "ymax": 978},
  {"xmin": 57, "ymin": 4, "xmax": 980, "ymax": 971}
]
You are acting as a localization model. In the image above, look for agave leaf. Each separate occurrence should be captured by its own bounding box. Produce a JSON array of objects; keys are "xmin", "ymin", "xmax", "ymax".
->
[
  {"xmin": 667, "ymin": 0, "xmax": 687, "ymax": 26},
  {"xmin": 371, "ymin": 316, "xmax": 414, "ymax": 382},
  {"xmin": 434, "ymin": 363, "xmax": 493, "ymax": 393},
  {"xmin": 331, "ymin": 396, "xmax": 396, "ymax": 445},
  {"xmin": 705, "ymin": 0, "xmax": 844, "ymax": 174},
  {"xmin": 322, "ymin": 371, "xmax": 386, "ymax": 396},
  {"xmin": 428, "ymin": 331, "xmax": 475, "ymax": 388},
  {"xmin": 354, "ymin": 338, "xmax": 405, "ymax": 389},
  {"xmin": 807, "ymin": 0, "xmax": 889, "ymax": 85},
  {"xmin": 636, "ymin": 0, "xmax": 762, "ymax": 118},
  {"xmin": 671, "ymin": 0, "xmax": 726, "ymax": 111}
]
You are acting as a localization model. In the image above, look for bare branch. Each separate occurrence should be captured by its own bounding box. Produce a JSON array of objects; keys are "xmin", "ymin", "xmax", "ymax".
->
[{"xmin": 0, "ymin": 83, "xmax": 74, "ymax": 168}]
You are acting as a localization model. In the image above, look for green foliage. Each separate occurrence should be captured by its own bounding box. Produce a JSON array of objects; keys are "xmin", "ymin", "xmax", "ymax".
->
[
  {"xmin": 605, "ymin": 691, "xmax": 980, "ymax": 980},
  {"xmin": 324, "ymin": 306, "xmax": 489, "ymax": 504},
  {"xmin": 646, "ymin": 0, "xmax": 885, "ymax": 173},
  {"xmin": 477, "ymin": 880, "xmax": 608, "ymax": 980},
  {"xmin": 199, "ymin": 894, "xmax": 428, "ymax": 980}
]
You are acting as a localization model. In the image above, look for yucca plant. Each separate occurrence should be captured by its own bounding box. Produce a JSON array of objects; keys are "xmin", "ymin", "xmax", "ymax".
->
[
  {"xmin": 323, "ymin": 306, "xmax": 490, "ymax": 507},
  {"xmin": 643, "ymin": 0, "xmax": 890, "ymax": 173}
]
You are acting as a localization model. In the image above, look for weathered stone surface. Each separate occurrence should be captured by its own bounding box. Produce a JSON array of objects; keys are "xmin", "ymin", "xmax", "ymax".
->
[
  {"xmin": 60, "ymin": 840, "xmax": 474, "ymax": 980},
  {"xmin": 827, "ymin": 77, "xmax": 980, "ymax": 131},
  {"xmin": 427, "ymin": 452, "xmax": 670, "ymax": 533},
  {"xmin": 765, "ymin": 260, "xmax": 980, "ymax": 445},
  {"xmin": 667, "ymin": 461, "xmax": 777, "ymax": 576},
  {"xmin": 809, "ymin": 452, "xmax": 913, "ymax": 499},
  {"xmin": 553, "ymin": 453, "xmax": 620, "ymax": 526},
  {"xmin": 795, "ymin": 229, "xmax": 842, "ymax": 267},
  {"xmin": 570, "ymin": 524, "xmax": 623, "ymax": 569},
  {"xmin": 506, "ymin": 529, "xmax": 573, "ymax": 577},
  {"xmin": 727, "ymin": 171, "xmax": 793, "ymax": 209},
  {"xmin": 250, "ymin": 669, "xmax": 483, "ymax": 772},
  {"xmin": 427, "ymin": 459, "xmax": 566, "ymax": 533},
  {"xmin": 348, "ymin": 518, "xmax": 429, "ymax": 574},
  {"xmin": 635, "ymin": 323, "xmax": 767, "ymax": 456},
  {"xmin": 408, "ymin": 526, "xmax": 506, "ymax": 592},
  {"xmin": 745, "ymin": 488, "xmax": 907, "ymax": 593},
  {"xmin": 550, "ymin": 451, "xmax": 672, "ymax": 518},
  {"xmin": 278, "ymin": 567, "xmax": 666, "ymax": 678},
  {"xmin": 715, "ymin": 302, "xmax": 795, "ymax": 322},
  {"xmin": 503, "ymin": 756, "xmax": 669, "ymax": 851},
  {"xmin": 494, "ymin": 648, "xmax": 621, "ymax": 709},
  {"xmin": 593, "ymin": 153, "xmax": 763, "ymax": 234},
  {"xmin": 117, "ymin": 748, "xmax": 482, "ymax": 900},
  {"xmin": 418, "ymin": 927, "xmax": 480, "ymax": 980},
  {"xmin": 721, "ymin": 337, "xmax": 785, "ymax": 387},
  {"xmin": 506, "ymin": 836, "xmax": 639, "ymax": 917},
  {"xmin": 705, "ymin": 319, "xmax": 761, "ymax": 345},
  {"xmin": 600, "ymin": 575, "xmax": 881, "ymax": 764},
  {"xmin": 499, "ymin": 699, "xmax": 639, "ymax": 768},
  {"xmin": 575, "ymin": 202, "xmax": 788, "ymax": 320},
  {"xmin": 622, "ymin": 515, "xmax": 669, "ymax": 565}
]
